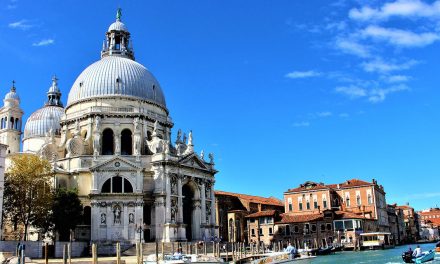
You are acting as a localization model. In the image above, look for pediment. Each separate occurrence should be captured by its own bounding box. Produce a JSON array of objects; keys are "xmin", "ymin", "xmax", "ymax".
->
[
  {"xmin": 90, "ymin": 156, "xmax": 143, "ymax": 172},
  {"xmin": 178, "ymin": 153, "xmax": 209, "ymax": 170}
]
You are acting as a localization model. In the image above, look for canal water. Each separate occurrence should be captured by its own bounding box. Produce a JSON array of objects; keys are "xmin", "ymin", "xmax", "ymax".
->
[{"xmin": 311, "ymin": 243, "xmax": 439, "ymax": 264}]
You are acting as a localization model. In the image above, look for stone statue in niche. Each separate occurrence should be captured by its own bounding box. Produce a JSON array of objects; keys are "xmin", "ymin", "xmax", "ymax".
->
[
  {"xmin": 114, "ymin": 135, "xmax": 121, "ymax": 154},
  {"xmin": 133, "ymin": 117, "xmax": 140, "ymax": 131},
  {"xmin": 129, "ymin": 213, "xmax": 134, "ymax": 224},
  {"xmin": 170, "ymin": 176, "xmax": 177, "ymax": 195},
  {"xmin": 133, "ymin": 133, "xmax": 141, "ymax": 156},
  {"xmin": 95, "ymin": 116, "xmax": 101, "ymax": 130},
  {"xmin": 93, "ymin": 116, "xmax": 102, "ymax": 156},
  {"xmin": 171, "ymin": 199, "xmax": 178, "ymax": 223},
  {"xmin": 101, "ymin": 213, "xmax": 106, "ymax": 224},
  {"xmin": 93, "ymin": 133, "xmax": 101, "ymax": 156},
  {"xmin": 113, "ymin": 205, "xmax": 122, "ymax": 224}
]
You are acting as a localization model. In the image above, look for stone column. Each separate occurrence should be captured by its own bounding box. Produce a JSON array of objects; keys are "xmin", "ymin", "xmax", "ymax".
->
[
  {"xmin": 201, "ymin": 182, "xmax": 206, "ymax": 224},
  {"xmin": 136, "ymin": 170, "xmax": 142, "ymax": 192},
  {"xmin": 177, "ymin": 176, "xmax": 183, "ymax": 223},
  {"xmin": 154, "ymin": 197, "xmax": 165, "ymax": 240},
  {"xmin": 91, "ymin": 202, "xmax": 99, "ymax": 241},
  {"xmin": 91, "ymin": 172, "xmax": 98, "ymax": 193},
  {"xmin": 165, "ymin": 174, "xmax": 171, "ymax": 223},
  {"xmin": 210, "ymin": 184, "xmax": 216, "ymax": 227}
]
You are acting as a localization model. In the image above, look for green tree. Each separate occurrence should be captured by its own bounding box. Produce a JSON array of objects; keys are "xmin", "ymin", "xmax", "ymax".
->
[
  {"xmin": 3, "ymin": 154, "xmax": 54, "ymax": 240},
  {"xmin": 52, "ymin": 188, "xmax": 83, "ymax": 241}
]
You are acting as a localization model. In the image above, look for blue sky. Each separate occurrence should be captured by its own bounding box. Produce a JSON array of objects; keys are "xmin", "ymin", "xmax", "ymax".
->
[{"xmin": 1, "ymin": 0, "xmax": 440, "ymax": 211}]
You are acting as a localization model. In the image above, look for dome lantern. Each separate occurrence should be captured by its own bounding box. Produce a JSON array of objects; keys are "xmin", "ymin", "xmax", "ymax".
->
[
  {"xmin": 46, "ymin": 75, "xmax": 63, "ymax": 107},
  {"xmin": 102, "ymin": 8, "xmax": 134, "ymax": 60}
]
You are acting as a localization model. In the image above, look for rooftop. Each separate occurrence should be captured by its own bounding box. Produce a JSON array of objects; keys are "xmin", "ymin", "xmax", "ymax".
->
[
  {"xmin": 286, "ymin": 178, "xmax": 381, "ymax": 193},
  {"xmin": 246, "ymin": 210, "xmax": 278, "ymax": 218},
  {"xmin": 215, "ymin": 190, "xmax": 284, "ymax": 207}
]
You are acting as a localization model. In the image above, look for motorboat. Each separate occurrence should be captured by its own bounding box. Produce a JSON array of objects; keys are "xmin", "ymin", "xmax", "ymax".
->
[
  {"xmin": 402, "ymin": 249, "xmax": 435, "ymax": 264},
  {"xmin": 316, "ymin": 246, "xmax": 333, "ymax": 255}
]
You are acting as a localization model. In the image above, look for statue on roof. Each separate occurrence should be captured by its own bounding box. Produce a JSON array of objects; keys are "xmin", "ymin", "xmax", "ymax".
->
[{"xmin": 116, "ymin": 8, "xmax": 122, "ymax": 21}]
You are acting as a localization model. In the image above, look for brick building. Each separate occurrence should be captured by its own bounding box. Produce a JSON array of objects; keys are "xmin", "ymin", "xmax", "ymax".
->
[
  {"xmin": 283, "ymin": 179, "xmax": 389, "ymax": 232},
  {"xmin": 387, "ymin": 204, "xmax": 406, "ymax": 245},
  {"xmin": 396, "ymin": 204, "xmax": 420, "ymax": 242},
  {"xmin": 215, "ymin": 191, "xmax": 284, "ymax": 242},
  {"xmin": 419, "ymin": 208, "xmax": 440, "ymax": 240}
]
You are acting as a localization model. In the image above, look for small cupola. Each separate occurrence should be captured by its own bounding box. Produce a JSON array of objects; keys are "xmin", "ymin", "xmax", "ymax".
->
[
  {"xmin": 101, "ymin": 8, "xmax": 135, "ymax": 60},
  {"xmin": 46, "ymin": 76, "xmax": 63, "ymax": 107}
]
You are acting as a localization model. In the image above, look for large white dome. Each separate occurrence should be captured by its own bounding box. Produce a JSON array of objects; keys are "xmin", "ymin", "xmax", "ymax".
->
[{"xmin": 66, "ymin": 56, "xmax": 166, "ymax": 108}]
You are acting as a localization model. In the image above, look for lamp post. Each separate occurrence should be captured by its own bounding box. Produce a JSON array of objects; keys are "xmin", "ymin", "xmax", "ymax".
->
[{"xmin": 136, "ymin": 223, "xmax": 146, "ymax": 243}]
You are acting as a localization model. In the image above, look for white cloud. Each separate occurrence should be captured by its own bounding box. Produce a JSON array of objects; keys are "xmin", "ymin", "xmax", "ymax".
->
[
  {"xmin": 335, "ymin": 38, "xmax": 370, "ymax": 58},
  {"xmin": 339, "ymin": 113, "xmax": 350, "ymax": 118},
  {"xmin": 349, "ymin": 0, "xmax": 440, "ymax": 21},
  {"xmin": 361, "ymin": 25, "xmax": 440, "ymax": 47},
  {"xmin": 335, "ymin": 84, "xmax": 409, "ymax": 102},
  {"xmin": 292, "ymin": 122, "xmax": 310, "ymax": 127},
  {"xmin": 335, "ymin": 85, "xmax": 367, "ymax": 99},
  {"xmin": 368, "ymin": 84, "xmax": 409, "ymax": 103},
  {"xmin": 32, "ymin": 39, "xmax": 54, "ymax": 47},
  {"xmin": 317, "ymin": 111, "xmax": 333, "ymax": 117},
  {"xmin": 386, "ymin": 75, "xmax": 411, "ymax": 82},
  {"xmin": 8, "ymin": 19, "xmax": 33, "ymax": 30},
  {"xmin": 361, "ymin": 59, "xmax": 418, "ymax": 73},
  {"xmin": 285, "ymin": 70, "xmax": 321, "ymax": 79}
]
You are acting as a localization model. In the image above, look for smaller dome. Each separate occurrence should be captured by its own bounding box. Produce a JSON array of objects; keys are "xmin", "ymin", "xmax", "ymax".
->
[
  {"xmin": 4, "ymin": 90, "xmax": 20, "ymax": 102},
  {"xmin": 24, "ymin": 106, "xmax": 64, "ymax": 139},
  {"xmin": 108, "ymin": 20, "xmax": 128, "ymax": 32}
]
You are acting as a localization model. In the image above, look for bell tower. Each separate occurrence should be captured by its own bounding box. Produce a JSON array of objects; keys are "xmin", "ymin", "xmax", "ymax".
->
[{"xmin": 0, "ymin": 81, "xmax": 24, "ymax": 154}]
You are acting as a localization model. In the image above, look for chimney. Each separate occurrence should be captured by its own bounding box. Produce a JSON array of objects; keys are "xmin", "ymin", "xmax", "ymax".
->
[{"xmin": 337, "ymin": 184, "xmax": 340, "ymax": 189}]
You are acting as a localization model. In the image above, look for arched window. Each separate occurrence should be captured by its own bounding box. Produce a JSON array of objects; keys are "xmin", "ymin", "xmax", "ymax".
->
[
  {"xmin": 101, "ymin": 176, "xmax": 133, "ymax": 193},
  {"xmin": 285, "ymin": 225, "xmax": 290, "ymax": 235},
  {"xmin": 10, "ymin": 117, "xmax": 14, "ymax": 129},
  {"xmin": 102, "ymin": 128, "xmax": 114, "ymax": 155},
  {"xmin": 15, "ymin": 118, "xmax": 19, "ymax": 129},
  {"xmin": 0, "ymin": 118, "xmax": 3, "ymax": 129},
  {"xmin": 121, "ymin": 129, "xmax": 132, "ymax": 155}
]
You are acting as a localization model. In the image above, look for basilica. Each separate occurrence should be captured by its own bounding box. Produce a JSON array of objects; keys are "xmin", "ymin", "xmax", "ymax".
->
[{"xmin": 0, "ymin": 10, "xmax": 218, "ymax": 243}]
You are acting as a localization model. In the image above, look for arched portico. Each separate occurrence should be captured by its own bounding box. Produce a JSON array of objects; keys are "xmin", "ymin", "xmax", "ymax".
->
[{"xmin": 182, "ymin": 180, "xmax": 201, "ymax": 241}]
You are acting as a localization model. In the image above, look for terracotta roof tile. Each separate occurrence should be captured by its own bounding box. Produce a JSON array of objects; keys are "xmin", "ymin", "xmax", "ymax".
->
[
  {"xmin": 246, "ymin": 210, "xmax": 277, "ymax": 218},
  {"xmin": 286, "ymin": 179, "xmax": 377, "ymax": 193},
  {"xmin": 215, "ymin": 190, "xmax": 284, "ymax": 207},
  {"xmin": 277, "ymin": 213, "xmax": 323, "ymax": 224}
]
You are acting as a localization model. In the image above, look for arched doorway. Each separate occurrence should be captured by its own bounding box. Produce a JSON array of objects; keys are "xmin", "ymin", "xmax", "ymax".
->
[
  {"xmin": 102, "ymin": 128, "xmax": 114, "ymax": 155},
  {"xmin": 182, "ymin": 184, "xmax": 195, "ymax": 241},
  {"xmin": 121, "ymin": 129, "xmax": 132, "ymax": 155}
]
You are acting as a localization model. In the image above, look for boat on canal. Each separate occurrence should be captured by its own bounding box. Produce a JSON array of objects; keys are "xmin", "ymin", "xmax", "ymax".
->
[{"xmin": 402, "ymin": 249, "xmax": 435, "ymax": 263}]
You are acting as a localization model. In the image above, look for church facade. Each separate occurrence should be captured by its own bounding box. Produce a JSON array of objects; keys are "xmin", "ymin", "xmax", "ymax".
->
[{"xmin": 0, "ymin": 10, "xmax": 218, "ymax": 243}]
